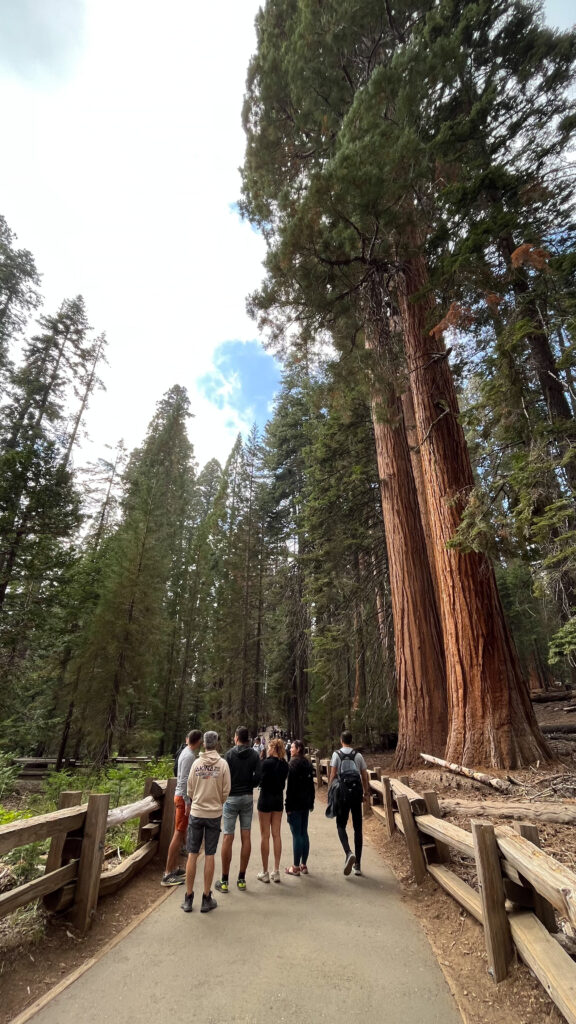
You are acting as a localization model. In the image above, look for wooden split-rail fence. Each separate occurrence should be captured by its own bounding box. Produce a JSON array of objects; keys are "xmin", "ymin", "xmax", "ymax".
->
[
  {"xmin": 13, "ymin": 756, "xmax": 153, "ymax": 780},
  {"xmin": 311, "ymin": 755, "xmax": 576, "ymax": 1024},
  {"xmin": 0, "ymin": 776, "xmax": 177, "ymax": 932}
]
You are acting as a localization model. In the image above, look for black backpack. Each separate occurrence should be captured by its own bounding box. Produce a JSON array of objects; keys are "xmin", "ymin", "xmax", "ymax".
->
[{"xmin": 336, "ymin": 750, "xmax": 363, "ymax": 805}]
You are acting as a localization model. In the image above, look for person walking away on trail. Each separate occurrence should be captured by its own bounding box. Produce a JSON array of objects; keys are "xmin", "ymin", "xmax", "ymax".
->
[
  {"xmin": 215, "ymin": 725, "xmax": 261, "ymax": 894},
  {"xmin": 328, "ymin": 730, "xmax": 369, "ymax": 876},
  {"xmin": 257, "ymin": 738, "xmax": 289, "ymax": 883},
  {"xmin": 181, "ymin": 731, "xmax": 231, "ymax": 914},
  {"xmin": 284, "ymin": 739, "xmax": 315, "ymax": 876},
  {"xmin": 161, "ymin": 729, "xmax": 203, "ymax": 886}
]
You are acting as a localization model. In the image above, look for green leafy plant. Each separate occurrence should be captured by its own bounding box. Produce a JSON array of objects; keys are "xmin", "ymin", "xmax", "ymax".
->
[{"xmin": 0, "ymin": 753, "xmax": 19, "ymax": 801}]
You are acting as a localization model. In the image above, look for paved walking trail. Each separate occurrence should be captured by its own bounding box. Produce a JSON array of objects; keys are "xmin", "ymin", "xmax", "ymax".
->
[{"xmin": 27, "ymin": 802, "xmax": 462, "ymax": 1024}]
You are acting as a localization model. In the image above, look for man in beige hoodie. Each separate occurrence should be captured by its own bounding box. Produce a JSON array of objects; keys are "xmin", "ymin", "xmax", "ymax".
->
[{"xmin": 181, "ymin": 731, "xmax": 231, "ymax": 914}]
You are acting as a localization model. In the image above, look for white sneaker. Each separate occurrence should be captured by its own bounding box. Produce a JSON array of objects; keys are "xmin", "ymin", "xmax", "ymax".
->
[
  {"xmin": 344, "ymin": 852, "xmax": 356, "ymax": 875},
  {"xmin": 270, "ymin": 869, "xmax": 280, "ymax": 883},
  {"xmin": 257, "ymin": 870, "xmax": 270, "ymax": 883}
]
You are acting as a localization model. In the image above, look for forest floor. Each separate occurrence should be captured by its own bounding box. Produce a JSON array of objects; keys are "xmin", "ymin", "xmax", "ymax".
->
[{"xmin": 3, "ymin": 697, "xmax": 576, "ymax": 1024}]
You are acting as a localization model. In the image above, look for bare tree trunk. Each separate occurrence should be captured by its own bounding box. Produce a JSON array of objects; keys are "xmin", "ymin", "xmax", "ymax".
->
[
  {"xmin": 368, "ymin": 369, "xmax": 447, "ymax": 766},
  {"xmin": 397, "ymin": 253, "xmax": 550, "ymax": 767},
  {"xmin": 401, "ymin": 387, "xmax": 442, "ymax": 611}
]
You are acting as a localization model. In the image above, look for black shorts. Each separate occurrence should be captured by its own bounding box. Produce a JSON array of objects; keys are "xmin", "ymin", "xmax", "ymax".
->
[
  {"xmin": 186, "ymin": 815, "xmax": 222, "ymax": 856},
  {"xmin": 257, "ymin": 794, "xmax": 283, "ymax": 813}
]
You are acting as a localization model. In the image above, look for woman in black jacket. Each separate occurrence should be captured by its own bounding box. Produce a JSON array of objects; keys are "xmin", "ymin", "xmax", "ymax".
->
[{"xmin": 284, "ymin": 740, "xmax": 315, "ymax": 876}]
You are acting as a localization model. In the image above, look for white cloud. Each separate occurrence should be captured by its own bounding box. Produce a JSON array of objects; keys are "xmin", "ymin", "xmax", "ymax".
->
[{"xmin": 0, "ymin": 0, "xmax": 267, "ymax": 468}]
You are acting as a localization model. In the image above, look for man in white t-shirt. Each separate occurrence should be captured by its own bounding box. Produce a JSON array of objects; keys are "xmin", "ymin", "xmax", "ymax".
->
[{"xmin": 328, "ymin": 730, "xmax": 369, "ymax": 876}]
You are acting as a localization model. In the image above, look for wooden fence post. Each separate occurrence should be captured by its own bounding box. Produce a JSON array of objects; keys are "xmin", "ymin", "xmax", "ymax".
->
[
  {"xmin": 397, "ymin": 794, "xmax": 427, "ymax": 884},
  {"xmin": 158, "ymin": 777, "xmax": 177, "ymax": 865},
  {"xmin": 381, "ymin": 776, "xmax": 395, "ymax": 837},
  {"xmin": 472, "ymin": 820, "xmax": 513, "ymax": 982},
  {"xmin": 514, "ymin": 822, "xmax": 557, "ymax": 932},
  {"xmin": 363, "ymin": 771, "xmax": 374, "ymax": 818},
  {"xmin": 422, "ymin": 791, "xmax": 450, "ymax": 864},
  {"xmin": 315, "ymin": 756, "xmax": 323, "ymax": 789},
  {"xmin": 137, "ymin": 778, "xmax": 154, "ymax": 845},
  {"xmin": 45, "ymin": 791, "xmax": 83, "ymax": 874},
  {"xmin": 73, "ymin": 793, "xmax": 110, "ymax": 933}
]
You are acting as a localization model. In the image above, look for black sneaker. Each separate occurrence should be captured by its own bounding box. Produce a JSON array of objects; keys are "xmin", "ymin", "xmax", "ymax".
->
[
  {"xmin": 161, "ymin": 870, "xmax": 186, "ymax": 887},
  {"xmin": 201, "ymin": 891, "xmax": 217, "ymax": 913},
  {"xmin": 215, "ymin": 879, "xmax": 229, "ymax": 893},
  {"xmin": 344, "ymin": 852, "xmax": 356, "ymax": 875},
  {"xmin": 181, "ymin": 892, "xmax": 194, "ymax": 912}
]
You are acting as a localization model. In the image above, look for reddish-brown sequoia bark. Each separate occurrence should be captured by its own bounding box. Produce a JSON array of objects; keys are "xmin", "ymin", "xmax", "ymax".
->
[
  {"xmin": 396, "ymin": 255, "xmax": 550, "ymax": 767},
  {"xmin": 401, "ymin": 387, "xmax": 442, "ymax": 613},
  {"xmin": 367, "ymin": 349, "xmax": 447, "ymax": 766}
]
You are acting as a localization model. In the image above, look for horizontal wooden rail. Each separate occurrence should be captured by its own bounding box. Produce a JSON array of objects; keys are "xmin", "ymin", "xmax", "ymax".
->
[
  {"xmin": 0, "ymin": 861, "xmax": 79, "ymax": 916},
  {"xmin": 509, "ymin": 912, "xmax": 576, "ymax": 1024},
  {"xmin": 427, "ymin": 863, "xmax": 483, "ymax": 923},
  {"xmin": 496, "ymin": 826, "xmax": 576, "ymax": 930},
  {"xmin": 98, "ymin": 841, "xmax": 158, "ymax": 897},
  {"xmin": 415, "ymin": 813, "xmax": 475, "ymax": 857},
  {"xmin": 106, "ymin": 796, "xmax": 160, "ymax": 828},
  {"xmin": 0, "ymin": 806, "xmax": 88, "ymax": 856}
]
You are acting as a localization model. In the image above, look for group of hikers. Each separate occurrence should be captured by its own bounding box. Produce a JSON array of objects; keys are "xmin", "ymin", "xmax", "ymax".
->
[{"xmin": 161, "ymin": 726, "xmax": 370, "ymax": 913}]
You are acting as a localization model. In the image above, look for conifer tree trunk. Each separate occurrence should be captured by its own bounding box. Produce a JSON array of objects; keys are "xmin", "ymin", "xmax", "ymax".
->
[
  {"xmin": 368, "ymin": 360, "xmax": 447, "ymax": 766},
  {"xmin": 396, "ymin": 253, "xmax": 550, "ymax": 767},
  {"xmin": 401, "ymin": 388, "xmax": 442, "ymax": 612}
]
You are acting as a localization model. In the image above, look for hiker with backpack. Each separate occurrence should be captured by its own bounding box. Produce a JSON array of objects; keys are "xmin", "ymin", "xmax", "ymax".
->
[
  {"xmin": 161, "ymin": 729, "xmax": 203, "ymax": 887},
  {"xmin": 328, "ymin": 730, "xmax": 369, "ymax": 876}
]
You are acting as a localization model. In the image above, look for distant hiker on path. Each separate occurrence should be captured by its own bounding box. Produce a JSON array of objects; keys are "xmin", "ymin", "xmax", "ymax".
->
[
  {"xmin": 328, "ymin": 731, "xmax": 369, "ymax": 876},
  {"xmin": 181, "ymin": 731, "xmax": 231, "ymax": 914},
  {"xmin": 161, "ymin": 729, "xmax": 203, "ymax": 887},
  {"xmin": 285, "ymin": 739, "xmax": 315, "ymax": 876},
  {"xmin": 257, "ymin": 738, "xmax": 289, "ymax": 883},
  {"xmin": 215, "ymin": 725, "xmax": 261, "ymax": 894}
]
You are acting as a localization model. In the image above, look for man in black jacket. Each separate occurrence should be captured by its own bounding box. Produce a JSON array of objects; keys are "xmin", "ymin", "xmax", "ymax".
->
[{"xmin": 215, "ymin": 726, "xmax": 261, "ymax": 893}]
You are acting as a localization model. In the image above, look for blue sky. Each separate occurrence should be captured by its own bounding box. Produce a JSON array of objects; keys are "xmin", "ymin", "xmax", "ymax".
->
[{"xmin": 197, "ymin": 340, "xmax": 281, "ymax": 434}]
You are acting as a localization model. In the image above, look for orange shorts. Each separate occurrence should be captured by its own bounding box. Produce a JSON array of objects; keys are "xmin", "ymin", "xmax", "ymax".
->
[{"xmin": 174, "ymin": 795, "xmax": 190, "ymax": 833}]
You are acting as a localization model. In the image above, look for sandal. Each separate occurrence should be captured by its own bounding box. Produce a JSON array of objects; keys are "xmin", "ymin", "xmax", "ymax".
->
[
  {"xmin": 299, "ymin": 865, "xmax": 308, "ymax": 874},
  {"xmin": 285, "ymin": 866, "xmax": 300, "ymax": 876}
]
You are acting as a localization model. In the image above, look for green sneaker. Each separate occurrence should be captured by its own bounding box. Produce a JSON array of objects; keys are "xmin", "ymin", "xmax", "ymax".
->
[
  {"xmin": 215, "ymin": 879, "xmax": 229, "ymax": 894},
  {"xmin": 237, "ymin": 878, "xmax": 247, "ymax": 891}
]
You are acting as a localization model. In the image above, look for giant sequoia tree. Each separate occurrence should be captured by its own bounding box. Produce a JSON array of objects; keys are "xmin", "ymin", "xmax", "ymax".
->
[{"xmin": 240, "ymin": 0, "xmax": 574, "ymax": 765}]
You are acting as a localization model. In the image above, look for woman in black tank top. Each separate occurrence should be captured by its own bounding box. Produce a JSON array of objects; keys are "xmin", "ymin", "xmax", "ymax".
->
[{"xmin": 257, "ymin": 738, "xmax": 289, "ymax": 883}]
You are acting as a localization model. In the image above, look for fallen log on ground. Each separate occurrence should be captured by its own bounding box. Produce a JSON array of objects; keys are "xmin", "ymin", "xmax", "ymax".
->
[
  {"xmin": 420, "ymin": 753, "xmax": 511, "ymax": 792},
  {"xmin": 439, "ymin": 798, "xmax": 576, "ymax": 825},
  {"xmin": 531, "ymin": 690, "xmax": 576, "ymax": 703},
  {"xmin": 541, "ymin": 724, "xmax": 576, "ymax": 736}
]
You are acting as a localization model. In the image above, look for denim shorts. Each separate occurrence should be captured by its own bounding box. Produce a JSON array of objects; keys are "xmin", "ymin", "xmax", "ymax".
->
[
  {"xmin": 186, "ymin": 815, "xmax": 222, "ymax": 856},
  {"xmin": 222, "ymin": 794, "xmax": 254, "ymax": 834}
]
